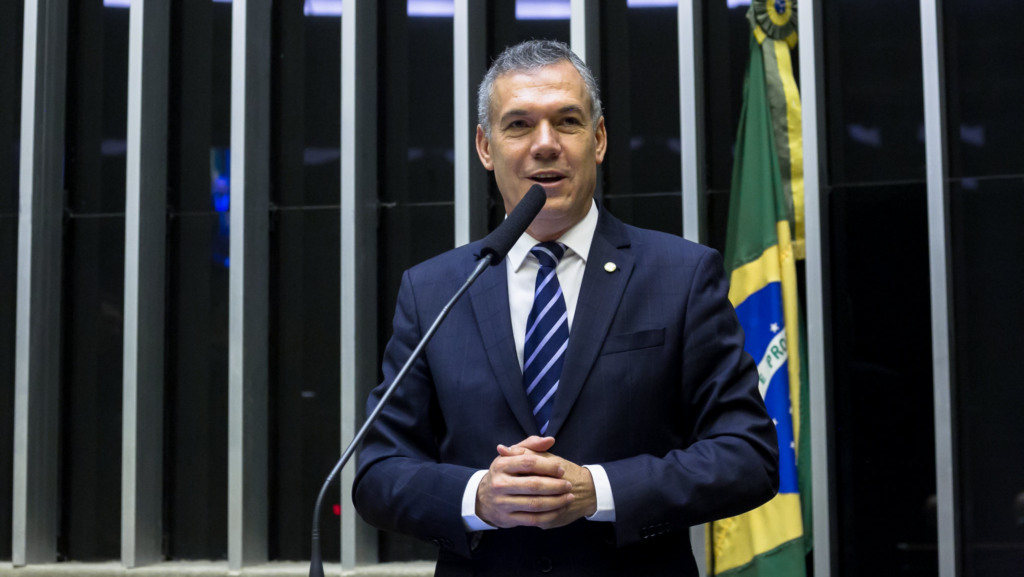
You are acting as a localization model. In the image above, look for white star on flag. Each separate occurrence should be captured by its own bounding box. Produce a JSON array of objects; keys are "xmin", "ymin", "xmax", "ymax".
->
[{"xmin": 770, "ymin": 322, "xmax": 780, "ymax": 333}]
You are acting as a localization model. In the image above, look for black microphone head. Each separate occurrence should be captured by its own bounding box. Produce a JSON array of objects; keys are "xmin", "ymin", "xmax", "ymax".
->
[{"xmin": 479, "ymin": 184, "xmax": 547, "ymax": 265}]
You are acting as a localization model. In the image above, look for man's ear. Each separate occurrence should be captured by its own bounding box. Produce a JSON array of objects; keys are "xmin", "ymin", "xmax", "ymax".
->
[
  {"xmin": 476, "ymin": 125, "xmax": 494, "ymax": 171},
  {"xmin": 594, "ymin": 116, "xmax": 608, "ymax": 165}
]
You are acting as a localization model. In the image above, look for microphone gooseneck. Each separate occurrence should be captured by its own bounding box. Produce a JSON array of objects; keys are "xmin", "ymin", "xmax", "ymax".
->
[{"xmin": 308, "ymin": 184, "xmax": 546, "ymax": 577}]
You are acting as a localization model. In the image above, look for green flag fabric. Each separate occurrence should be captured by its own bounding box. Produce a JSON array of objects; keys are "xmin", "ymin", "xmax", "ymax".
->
[{"xmin": 708, "ymin": 1, "xmax": 810, "ymax": 575}]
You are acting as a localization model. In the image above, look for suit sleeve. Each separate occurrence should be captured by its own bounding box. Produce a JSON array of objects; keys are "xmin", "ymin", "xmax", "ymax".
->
[
  {"xmin": 600, "ymin": 249, "xmax": 780, "ymax": 547},
  {"xmin": 352, "ymin": 269, "xmax": 478, "ymax": 558}
]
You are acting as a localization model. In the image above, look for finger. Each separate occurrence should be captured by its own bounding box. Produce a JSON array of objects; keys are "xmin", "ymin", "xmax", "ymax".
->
[
  {"xmin": 493, "ymin": 492, "xmax": 575, "ymax": 514},
  {"xmin": 476, "ymin": 474, "xmax": 573, "ymax": 528},
  {"xmin": 496, "ymin": 444, "xmax": 526, "ymax": 457},
  {"xmin": 489, "ymin": 473, "xmax": 572, "ymax": 497},
  {"xmin": 495, "ymin": 454, "xmax": 565, "ymax": 478},
  {"xmin": 511, "ymin": 435, "xmax": 556, "ymax": 453}
]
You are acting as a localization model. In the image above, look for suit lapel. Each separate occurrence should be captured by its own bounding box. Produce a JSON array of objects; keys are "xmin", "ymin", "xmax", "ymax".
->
[
  {"xmin": 547, "ymin": 211, "xmax": 634, "ymax": 438},
  {"xmin": 468, "ymin": 259, "xmax": 537, "ymax": 435}
]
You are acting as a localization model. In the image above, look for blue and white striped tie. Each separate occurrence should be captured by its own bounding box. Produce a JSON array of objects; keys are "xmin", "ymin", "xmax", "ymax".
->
[{"xmin": 523, "ymin": 242, "xmax": 569, "ymax": 435}]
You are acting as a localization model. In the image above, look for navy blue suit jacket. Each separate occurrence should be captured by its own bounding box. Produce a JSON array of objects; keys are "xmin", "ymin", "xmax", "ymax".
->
[{"xmin": 353, "ymin": 208, "xmax": 778, "ymax": 576}]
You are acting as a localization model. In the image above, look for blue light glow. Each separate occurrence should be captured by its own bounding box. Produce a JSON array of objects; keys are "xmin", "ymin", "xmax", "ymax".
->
[
  {"xmin": 305, "ymin": 0, "xmax": 342, "ymax": 16},
  {"xmin": 302, "ymin": 0, "xmax": 456, "ymax": 18},
  {"xmin": 212, "ymin": 178, "xmax": 230, "ymax": 212},
  {"xmin": 626, "ymin": 0, "xmax": 678, "ymax": 7},
  {"xmin": 304, "ymin": 147, "xmax": 341, "ymax": 166},
  {"xmin": 105, "ymin": 0, "xmax": 232, "ymax": 5},
  {"xmin": 409, "ymin": 0, "xmax": 454, "ymax": 17},
  {"xmin": 516, "ymin": 0, "xmax": 570, "ymax": 21},
  {"xmin": 848, "ymin": 124, "xmax": 882, "ymax": 147},
  {"xmin": 101, "ymin": 139, "xmax": 127, "ymax": 157},
  {"xmin": 960, "ymin": 124, "xmax": 985, "ymax": 147},
  {"xmin": 211, "ymin": 148, "xmax": 231, "ymax": 269}
]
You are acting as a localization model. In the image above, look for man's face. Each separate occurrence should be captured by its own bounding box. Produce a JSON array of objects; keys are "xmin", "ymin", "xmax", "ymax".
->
[{"xmin": 476, "ymin": 60, "xmax": 607, "ymax": 241}]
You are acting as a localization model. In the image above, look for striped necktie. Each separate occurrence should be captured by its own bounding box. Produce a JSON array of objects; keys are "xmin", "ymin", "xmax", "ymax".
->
[{"xmin": 523, "ymin": 242, "xmax": 569, "ymax": 435}]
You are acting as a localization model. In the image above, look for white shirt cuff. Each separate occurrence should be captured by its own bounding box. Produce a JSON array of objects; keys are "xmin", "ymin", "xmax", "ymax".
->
[
  {"xmin": 583, "ymin": 464, "xmax": 616, "ymax": 522},
  {"xmin": 462, "ymin": 470, "xmax": 497, "ymax": 531}
]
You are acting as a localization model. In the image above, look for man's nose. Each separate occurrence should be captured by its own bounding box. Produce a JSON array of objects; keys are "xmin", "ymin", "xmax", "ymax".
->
[{"xmin": 530, "ymin": 122, "xmax": 561, "ymax": 159}]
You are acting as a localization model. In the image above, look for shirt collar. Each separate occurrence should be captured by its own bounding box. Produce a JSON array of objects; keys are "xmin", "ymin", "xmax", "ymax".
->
[{"xmin": 508, "ymin": 199, "xmax": 598, "ymax": 272}]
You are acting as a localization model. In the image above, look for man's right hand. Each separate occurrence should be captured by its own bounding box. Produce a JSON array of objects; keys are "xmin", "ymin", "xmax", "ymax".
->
[{"xmin": 475, "ymin": 436, "xmax": 576, "ymax": 528}]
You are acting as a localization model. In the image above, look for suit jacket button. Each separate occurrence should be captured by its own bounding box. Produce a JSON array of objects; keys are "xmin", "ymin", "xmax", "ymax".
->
[{"xmin": 535, "ymin": 556, "xmax": 553, "ymax": 573}]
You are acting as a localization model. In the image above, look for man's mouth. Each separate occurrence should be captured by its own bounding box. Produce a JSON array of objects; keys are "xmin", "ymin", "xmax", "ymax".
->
[{"xmin": 529, "ymin": 173, "xmax": 565, "ymax": 185}]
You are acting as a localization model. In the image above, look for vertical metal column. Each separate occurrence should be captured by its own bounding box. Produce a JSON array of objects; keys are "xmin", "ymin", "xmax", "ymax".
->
[
  {"xmin": 340, "ymin": 0, "xmax": 379, "ymax": 567},
  {"xmin": 572, "ymin": 0, "xmax": 601, "ymax": 200},
  {"xmin": 920, "ymin": 1, "xmax": 958, "ymax": 575},
  {"xmin": 798, "ymin": 1, "xmax": 834, "ymax": 576},
  {"xmin": 678, "ymin": 1, "xmax": 705, "ymax": 244},
  {"xmin": 228, "ymin": 0, "xmax": 271, "ymax": 569},
  {"xmin": 570, "ymin": 0, "xmax": 600, "ymax": 66},
  {"xmin": 570, "ymin": 0, "xmax": 601, "ymax": 201},
  {"xmin": 678, "ymin": 2, "xmax": 708, "ymax": 572},
  {"xmin": 121, "ymin": 0, "xmax": 170, "ymax": 568},
  {"xmin": 454, "ymin": 0, "xmax": 488, "ymax": 246},
  {"xmin": 12, "ymin": 0, "xmax": 67, "ymax": 566}
]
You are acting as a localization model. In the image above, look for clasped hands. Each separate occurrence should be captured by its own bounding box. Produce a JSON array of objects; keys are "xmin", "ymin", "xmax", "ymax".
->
[{"xmin": 475, "ymin": 435, "xmax": 597, "ymax": 529}]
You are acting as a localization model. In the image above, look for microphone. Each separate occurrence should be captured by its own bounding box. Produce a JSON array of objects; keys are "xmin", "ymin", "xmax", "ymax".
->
[
  {"xmin": 478, "ymin": 183, "xmax": 547, "ymax": 264},
  {"xmin": 308, "ymin": 184, "xmax": 546, "ymax": 577}
]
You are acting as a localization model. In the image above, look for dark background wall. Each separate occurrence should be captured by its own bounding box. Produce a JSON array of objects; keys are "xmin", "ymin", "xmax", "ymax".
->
[{"xmin": 0, "ymin": 0, "xmax": 1020, "ymax": 572}]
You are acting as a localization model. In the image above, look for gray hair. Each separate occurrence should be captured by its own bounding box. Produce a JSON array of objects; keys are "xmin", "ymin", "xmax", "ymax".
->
[{"xmin": 477, "ymin": 40, "xmax": 603, "ymax": 138}]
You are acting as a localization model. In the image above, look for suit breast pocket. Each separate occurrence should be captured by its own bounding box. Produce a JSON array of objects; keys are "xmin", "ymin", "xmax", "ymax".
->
[{"xmin": 599, "ymin": 327, "xmax": 665, "ymax": 356}]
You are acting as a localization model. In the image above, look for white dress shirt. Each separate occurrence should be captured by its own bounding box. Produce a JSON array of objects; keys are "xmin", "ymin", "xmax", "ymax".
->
[{"xmin": 462, "ymin": 200, "xmax": 616, "ymax": 531}]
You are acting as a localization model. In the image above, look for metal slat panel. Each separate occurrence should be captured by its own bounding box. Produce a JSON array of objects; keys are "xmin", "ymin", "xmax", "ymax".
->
[
  {"xmin": 13, "ymin": 0, "xmax": 68, "ymax": 565},
  {"xmin": 121, "ymin": 0, "xmax": 170, "ymax": 567},
  {"xmin": 340, "ymin": 0, "xmax": 378, "ymax": 567},
  {"xmin": 454, "ymin": 0, "xmax": 487, "ymax": 246},
  {"xmin": 570, "ymin": 0, "xmax": 599, "ymax": 66},
  {"xmin": 919, "ymin": 1, "xmax": 958, "ymax": 575},
  {"xmin": 797, "ymin": 1, "xmax": 835, "ymax": 576},
  {"xmin": 678, "ymin": 1, "xmax": 708, "ymax": 573},
  {"xmin": 678, "ymin": 2, "xmax": 705, "ymax": 247},
  {"xmin": 228, "ymin": 0, "xmax": 271, "ymax": 569}
]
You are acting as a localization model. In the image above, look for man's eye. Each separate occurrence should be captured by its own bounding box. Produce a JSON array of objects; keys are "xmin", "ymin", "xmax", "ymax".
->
[
  {"xmin": 506, "ymin": 120, "xmax": 529, "ymax": 129},
  {"xmin": 562, "ymin": 117, "xmax": 583, "ymax": 126}
]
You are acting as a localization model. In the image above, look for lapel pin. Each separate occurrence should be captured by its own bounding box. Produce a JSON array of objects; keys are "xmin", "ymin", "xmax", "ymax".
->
[{"xmin": 604, "ymin": 262, "xmax": 617, "ymax": 273}]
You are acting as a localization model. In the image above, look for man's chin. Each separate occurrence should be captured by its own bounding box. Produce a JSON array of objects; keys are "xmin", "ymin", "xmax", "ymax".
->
[{"xmin": 527, "ymin": 211, "xmax": 575, "ymax": 241}]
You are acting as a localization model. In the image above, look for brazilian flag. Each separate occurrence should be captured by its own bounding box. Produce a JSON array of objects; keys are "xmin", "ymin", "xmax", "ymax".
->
[{"xmin": 708, "ymin": 1, "xmax": 810, "ymax": 576}]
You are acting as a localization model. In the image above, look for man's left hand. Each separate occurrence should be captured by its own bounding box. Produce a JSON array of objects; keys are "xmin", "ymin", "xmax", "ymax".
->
[{"xmin": 497, "ymin": 436, "xmax": 599, "ymax": 529}]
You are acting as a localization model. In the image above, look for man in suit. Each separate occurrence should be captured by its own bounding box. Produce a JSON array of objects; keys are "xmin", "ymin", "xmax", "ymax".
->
[{"xmin": 353, "ymin": 40, "xmax": 778, "ymax": 576}]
